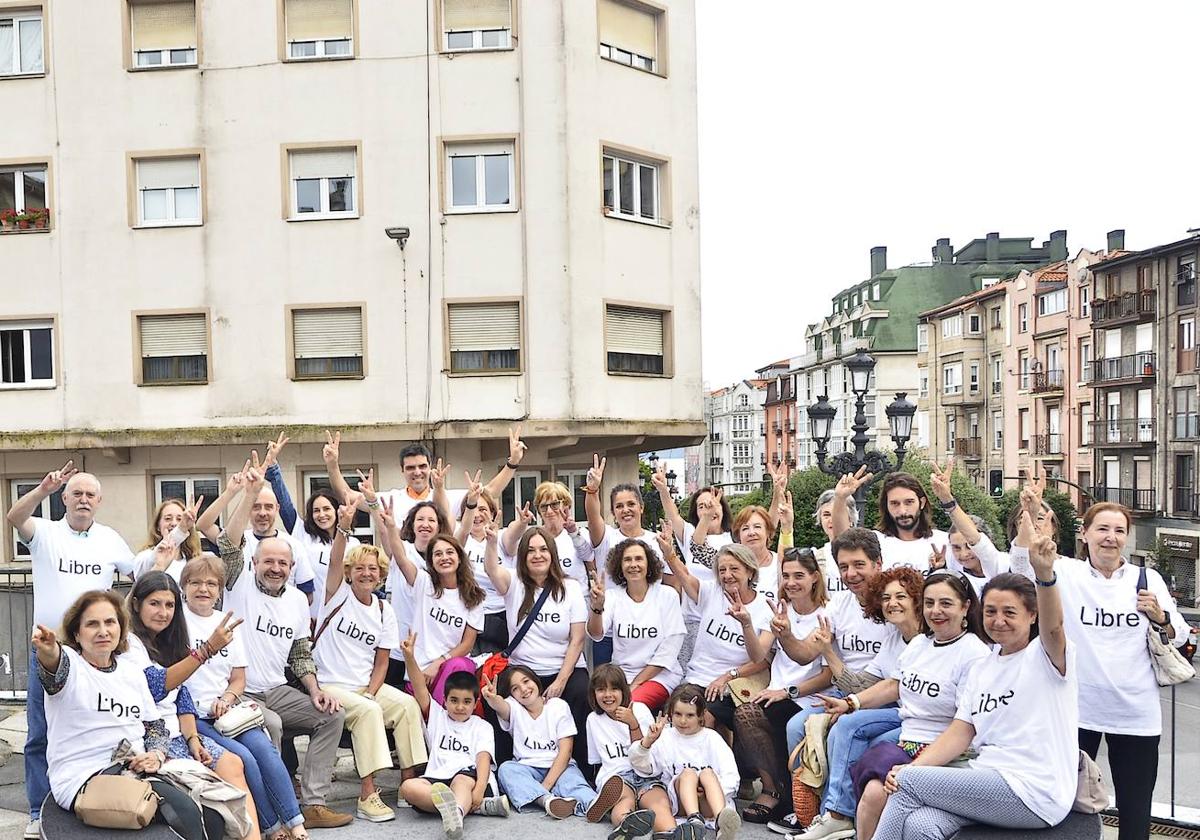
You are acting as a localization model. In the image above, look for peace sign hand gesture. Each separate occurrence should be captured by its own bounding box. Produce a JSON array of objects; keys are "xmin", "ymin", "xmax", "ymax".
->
[
  {"xmin": 430, "ymin": 458, "xmax": 450, "ymax": 491},
  {"xmin": 769, "ymin": 460, "xmax": 791, "ymax": 495},
  {"xmin": 930, "ymin": 459, "xmax": 955, "ymax": 504},
  {"xmin": 181, "ymin": 494, "xmax": 204, "ymax": 532},
  {"xmin": 1029, "ymin": 532, "xmax": 1058, "ymax": 581},
  {"xmin": 356, "ymin": 468, "xmax": 377, "ymax": 503},
  {"xmin": 811, "ymin": 614, "xmax": 834, "ymax": 650},
  {"xmin": 517, "ymin": 502, "xmax": 535, "ymax": 527},
  {"xmin": 650, "ymin": 463, "xmax": 669, "ymax": 493},
  {"xmin": 484, "ymin": 521, "xmax": 499, "ymax": 547},
  {"xmin": 929, "ymin": 544, "xmax": 948, "ymax": 571},
  {"xmin": 725, "ymin": 588, "xmax": 751, "ymax": 626},
  {"xmin": 655, "ymin": 519, "xmax": 676, "ymax": 560},
  {"xmin": 336, "ymin": 503, "xmax": 356, "ymax": 532},
  {"xmin": 1023, "ymin": 461, "xmax": 1047, "ymax": 517},
  {"xmin": 464, "ymin": 470, "xmax": 483, "ymax": 507},
  {"xmin": 39, "ymin": 460, "xmax": 78, "ymax": 495},
  {"xmin": 508, "ymin": 426, "xmax": 527, "ymax": 466},
  {"xmin": 480, "ymin": 672, "xmax": 499, "ymax": 704},
  {"xmin": 777, "ymin": 490, "xmax": 794, "ymax": 530},
  {"xmin": 586, "ymin": 454, "xmax": 607, "ymax": 493},
  {"xmin": 322, "ymin": 430, "xmax": 342, "ymax": 467},
  {"xmin": 399, "ymin": 630, "xmax": 417, "ymax": 659},
  {"xmin": 262, "ymin": 431, "xmax": 289, "ymax": 472},
  {"xmin": 708, "ymin": 487, "xmax": 725, "ymax": 524},
  {"xmin": 770, "ymin": 599, "xmax": 792, "ymax": 637},
  {"xmin": 835, "ymin": 465, "xmax": 873, "ymax": 501},
  {"xmin": 206, "ymin": 611, "xmax": 244, "ymax": 654},
  {"xmin": 377, "ymin": 495, "xmax": 396, "ymax": 530},
  {"xmin": 643, "ymin": 712, "xmax": 668, "ymax": 746},
  {"xmin": 589, "ymin": 573, "xmax": 606, "ymax": 610}
]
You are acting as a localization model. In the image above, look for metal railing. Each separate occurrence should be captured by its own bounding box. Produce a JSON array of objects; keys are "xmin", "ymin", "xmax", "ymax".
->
[
  {"xmin": 1031, "ymin": 369, "xmax": 1065, "ymax": 393},
  {"xmin": 1090, "ymin": 352, "xmax": 1156, "ymax": 383},
  {"xmin": 1092, "ymin": 486, "xmax": 1156, "ymax": 511},
  {"xmin": 1033, "ymin": 433, "xmax": 1064, "ymax": 455},
  {"xmin": 1173, "ymin": 486, "xmax": 1198, "ymax": 516},
  {"xmin": 1090, "ymin": 418, "xmax": 1156, "ymax": 445},
  {"xmin": 953, "ymin": 437, "xmax": 982, "ymax": 457},
  {"xmin": 1091, "ymin": 288, "xmax": 1156, "ymax": 325}
]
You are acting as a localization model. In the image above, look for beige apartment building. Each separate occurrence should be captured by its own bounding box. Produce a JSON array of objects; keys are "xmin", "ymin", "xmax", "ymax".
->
[{"xmin": 0, "ymin": 0, "xmax": 704, "ymax": 560}]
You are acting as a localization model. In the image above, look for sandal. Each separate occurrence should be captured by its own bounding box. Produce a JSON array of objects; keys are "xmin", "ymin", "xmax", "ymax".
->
[{"xmin": 741, "ymin": 800, "xmax": 777, "ymax": 824}]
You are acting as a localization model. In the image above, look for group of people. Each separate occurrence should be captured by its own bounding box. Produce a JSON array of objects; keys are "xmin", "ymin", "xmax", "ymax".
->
[{"xmin": 8, "ymin": 427, "xmax": 1191, "ymax": 840}]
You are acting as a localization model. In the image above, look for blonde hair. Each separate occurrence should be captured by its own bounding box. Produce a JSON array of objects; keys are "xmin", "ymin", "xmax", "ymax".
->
[
  {"xmin": 716, "ymin": 543, "xmax": 760, "ymax": 585},
  {"xmin": 144, "ymin": 499, "xmax": 200, "ymax": 559},
  {"xmin": 533, "ymin": 481, "xmax": 572, "ymax": 510},
  {"xmin": 343, "ymin": 544, "xmax": 389, "ymax": 580},
  {"xmin": 180, "ymin": 553, "xmax": 226, "ymax": 589}
]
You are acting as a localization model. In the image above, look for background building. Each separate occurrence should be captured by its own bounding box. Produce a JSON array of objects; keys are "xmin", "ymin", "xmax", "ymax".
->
[
  {"xmin": 0, "ymin": 0, "xmax": 705, "ymax": 560},
  {"xmin": 703, "ymin": 379, "xmax": 767, "ymax": 493}
]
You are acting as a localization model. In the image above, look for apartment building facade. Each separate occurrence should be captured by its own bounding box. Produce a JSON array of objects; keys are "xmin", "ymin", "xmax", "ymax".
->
[
  {"xmin": 0, "ymin": 0, "xmax": 705, "ymax": 560},
  {"xmin": 757, "ymin": 359, "xmax": 797, "ymax": 476},
  {"xmin": 703, "ymin": 379, "xmax": 767, "ymax": 493}
]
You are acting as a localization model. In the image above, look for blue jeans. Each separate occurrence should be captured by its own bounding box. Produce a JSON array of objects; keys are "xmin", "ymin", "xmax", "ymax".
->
[
  {"xmin": 196, "ymin": 718, "xmax": 302, "ymax": 833},
  {"xmin": 26, "ymin": 648, "xmax": 49, "ymax": 819},
  {"xmin": 821, "ymin": 707, "xmax": 900, "ymax": 817},
  {"xmin": 592, "ymin": 636, "xmax": 613, "ymax": 666},
  {"xmin": 785, "ymin": 688, "xmax": 843, "ymax": 756},
  {"xmin": 497, "ymin": 759, "xmax": 597, "ymax": 816}
]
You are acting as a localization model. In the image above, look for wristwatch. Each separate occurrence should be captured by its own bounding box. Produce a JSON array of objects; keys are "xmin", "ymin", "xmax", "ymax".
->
[
  {"xmin": 727, "ymin": 668, "xmax": 739, "ymax": 679},
  {"xmin": 787, "ymin": 685, "xmax": 801, "ymax": 701}
]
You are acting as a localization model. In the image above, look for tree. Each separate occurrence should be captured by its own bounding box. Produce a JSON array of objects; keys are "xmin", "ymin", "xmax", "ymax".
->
[
  {"xmin": 995, "ymin": 486, "xmax": 1078, "ymax": 557},
  {"xmin": 776, "ymin": 467, "xmax": 836, "ymax": 548}
]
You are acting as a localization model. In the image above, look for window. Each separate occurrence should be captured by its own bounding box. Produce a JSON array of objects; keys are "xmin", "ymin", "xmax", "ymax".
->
[
  {"xmin": 606, "ymin": 303, "xmax": 669, "ymax": 376},
  {"xmin": 969, "ymin": 361, "xmax": 979, "ymax": 393},
  {"xmin": 0, "ymin": 319, "xmax": 54, "ymax": 388},
  {"xmin": 445, "ymin": 141, "xmax": 514, "ymax": 212},
  {"xmin": 305, "ymin": 471, "xmax": 374, "ymax": 540},
  {"xmin": 917, "ymin": 369, "xmax": 928, "ymax": 398},
  {"xmin": 1080, "ymin": 286, "xmax": 1090, "ymax": 318},
  {"xmin": 992, "ymin": 411, "xmax": 1003, "ymax": 450},
  {"xmin": 1174, "ymin": 387, "xmax": 1198, "ymax": 440},
  {"xmin": 603, "ymin": 151, "xmax": 663, "ymax": 223},
  {"xmin": 129, "ymin": 0, "xmax": 197, "ymax": 68},
  {"xmin": 288, "ymin": 146, "xmax": 357, "ymax": 219},
  {"xmin": 0, "ymin": 9, "xmax": 43, "ymax": 75},
  {"xmin": 137, "ymin": 312, "xmax": 208, "ymax": 384},
  {"xmin": 0, "ymin": 163, "xmax": 48, "ymax": 227},
  {"xmin": 1178, "ymin": 254, "xmax": 1196, "ymax": 307},
  {"xmin": 967, "ymin": 313, "xmax": 981, "ymax": 334},
  {"xmin": 1018, "ymin": 352, "xmax": 1030, "ymax": 390},
  {"xmin": 284, "ymin": 0, "xmax": 353, "ymax": 59},
  {"xmin": 598, "ymin": 0, "xmax": 660, "ymax": 73},
  {"xmin": 289, "ymin": 306, "xmax": 364, "ymax": 379},
  {"xmin": 871, "ymin": 282, "xmax": 880, "ymax": 300},
  {"xmin": 1018, "ymin": 302, "xmax": 1029, "ymax": 333},
  {"xmin": 989, "ymin": 306, "xmax": 1002, "ymax": 329},
  {"xmin": 990, "ymin": 355, "xmax": 1002, "ymax": 394},
  {"xmin": 10, "ymin": 477, "xmax": 65, "ymax": 557},
  {"xmin": 916, "ymin": 324, "xmax": 928, "ymax": 353},
  {"xmin": 1018, "ymin": 408, "xmax": 1029, "ymax": 449},
  {"xmin": 1080, "ymin": 402, "xmax": 1092, "ymax": 445},
  {"xmin": 446, "ymin": 300, "xmax": 521, "ymax": 374},
  {"xmin": 134, "ymin": 155, "xmax": 202, "ymax": 226},
  {"xmin": 442, "ymin": 0, "xmax": 511, "ymax": 51},
  {"xmin": 941, "ymin": 362, "xmax": 962, "ymax": 395},
  {"xmin": 941, "ymin": 314, "xmax": 962, "ymax": 339},
  {"xmin": 946, "ymin": 415, "xmax": 956, "ymax": 449},
  {"xmin": 1037, "ymin": 288, "xmax": 1067, "ymax": 316},
  {"xmin": 154, "ymin": 474, "xmax": 220, "ymax": 522}
]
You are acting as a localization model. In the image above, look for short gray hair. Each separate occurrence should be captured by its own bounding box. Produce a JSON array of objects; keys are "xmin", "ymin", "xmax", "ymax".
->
[
  {"xmin": 815, "ymin": 489, "xmax": 857, "ymax": 525},
  {"xmin": 950, "ymin": 514, "xmax": 992, "ymax": 541}
]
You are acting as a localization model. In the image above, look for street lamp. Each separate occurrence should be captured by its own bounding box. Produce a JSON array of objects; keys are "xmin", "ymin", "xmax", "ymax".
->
[
  {"xmin": 806, "ymin": 350, "xmax": 915, "ymax": 525},
  {"xmin": 666, "ymin": 468, "xmax": 678, "ymax": 498}
]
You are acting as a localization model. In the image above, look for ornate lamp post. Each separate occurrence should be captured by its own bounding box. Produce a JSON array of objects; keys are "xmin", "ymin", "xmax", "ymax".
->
[{"xmin": 806, "ymin": 350, "xmax": 917, "ymax": 524}]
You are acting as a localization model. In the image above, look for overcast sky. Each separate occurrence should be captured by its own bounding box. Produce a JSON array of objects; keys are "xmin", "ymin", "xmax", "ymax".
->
[{"xmin": 696, "ymin": 1, "xmax": 1200, "ymax": 387}]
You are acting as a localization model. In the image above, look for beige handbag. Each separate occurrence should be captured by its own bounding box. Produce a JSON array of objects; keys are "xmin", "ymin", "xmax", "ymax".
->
[
  {"xmin": 1137, "ymin": 567, "xmax": 1196, "ymax": 686},
  {"xmin": 1072, "ymin": 750, "xmax": 1109, "ymax": 814},
  {"xmin": 73, "ymin": 772, "xmax": 160, "ymax": 829}
]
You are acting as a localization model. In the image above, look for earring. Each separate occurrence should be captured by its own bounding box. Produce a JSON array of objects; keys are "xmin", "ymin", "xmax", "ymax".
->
[{"xmin": 961, "ymin": 617, "xmax": 968, "ymax": 629}]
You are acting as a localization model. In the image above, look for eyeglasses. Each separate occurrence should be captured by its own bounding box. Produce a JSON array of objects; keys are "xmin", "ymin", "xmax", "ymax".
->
[
  {"xmin": 537, "ymin": 501, "xmax": 563, "ymax": 512},
  {"xmin": 783, "ymin": 547, "xmax": 817, "ymax": 561}
]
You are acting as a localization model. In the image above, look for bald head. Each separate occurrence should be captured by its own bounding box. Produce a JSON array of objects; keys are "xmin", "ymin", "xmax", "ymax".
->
[
  {"xmin": 63, "ymin": 472, "xmax": 102, "ymax": 530},
  {"xmin": 251, "ymin": 486, "xmax": 279, "ymax": 536}
]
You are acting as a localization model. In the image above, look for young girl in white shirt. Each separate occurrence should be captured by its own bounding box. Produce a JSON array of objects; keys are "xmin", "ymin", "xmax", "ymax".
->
[
  {"xmin": 484, "ymin": 665, "xmax": 600, "ymax": 820},
  {"xmin": 585, "ymin": 664, "xmax": 677, "ymax": 840},
  {"xmin": 630, "ymin": 684, "xmax": 740, "ymax": 840}
]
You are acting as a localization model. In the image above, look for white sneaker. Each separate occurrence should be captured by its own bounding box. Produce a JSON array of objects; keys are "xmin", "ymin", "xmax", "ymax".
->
[
  {"xmin": 793, "ymin": 812, "xmax": 855, "ymax": 840},
  {"xmin": 24, "ymin": 819, "xmax": 41, "ymax": 840},
  {"xmin": 768, "ymin": 813, "xmax": 801, "ymax": 835}
]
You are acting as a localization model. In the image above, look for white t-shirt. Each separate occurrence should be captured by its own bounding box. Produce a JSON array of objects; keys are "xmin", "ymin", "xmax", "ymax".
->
[
  {"xmin": 826, "ymin": 590, "xmax": 894, "ymax": 671},
  {"xmin": 630, "ymin": 726, "xmax": 738, "ymax": 802},
  {"xmin": 768, "ymin": 606, "xmax": 827, "ymax": 703},
  {"xmin": 593, "ymin": 525, "xmax": 662, "ymax": 591},
  {"xmin": 958, "ymin": 638, "xmax": 1078, "ymax": 826},
  {"xmin": 380, "ymin": 486, "xmax": 466, "ymax": 530},
  {"xmin": 405, "ymin": 567, "xmax": 485, "ymax": 670},
  {"xmin": 291, "ymin": 522, "xmax": 359, "ymax": 619},
  {"xmin": 45, "ymin": 646, "xmax": 160, "ymax": 808},
  {"xmin": 879, "ymin": 529, "xmax": 949, "ymax": 575},
  {"xmin": 424, "ymin": 701, "xmax": 496, "ymax": 780},
  {"xmin": 590, "ymin": 583, "xmax": 686, "ymax": 691},
  {"xmin": 865, "ymin": 628, "xmax": 910, "ymax": 678},
  {"xmin": 679, "ymin": 525, "xmax": 732, "ymax": 621},
  {"xmin": 464, "ymin": 534, "xmax": 508, "ymax": 614},
  {"xmin": 183, "ymin": 607, "xmax": 248, "ymax": 718},
  {"xmin": 123, "ymin": 634, "xmax": 182, "ymax": 738},
  {"xmin": 753, "ymin": 555, "xmax": 779, "ymax": 603},
  {"xmin": 500, "ymin": 697, "xmax": 576, "ymax": 768},
  {"xmin": 890, "ymin": 632, "xmax": 989, "ymax": 744},
  {"xmin": 313, "ymin": 582, "xmax": 398, "ymax": 688},
  {"xmin": 386, "ymin": 542, "xmax": 424, "ymax": 661},
  {"xmin": 241, "ymin": 529, "xmax": 315, "ymax": 592},
  {"xmin": 24, "ymin": 518, "xmax": 134, "ymax": 628},
  {"xmin": 223, "ymin": 570, "xmax": 311, "ymax": 695},
  {"xmin": 820, "ymin": 543, "xmax": 851, "ymax": 598},
  {"xmin": 685, "ymin": 581, "xmax": 774, "ymax": 687},
  {"xmin": 1009, "ymin": 547, "xmax": 1189, "ymax": 736},
  {"xmin": 587, "ymin": 702, "xmax": 655, "ymax": 786},
  {"xmin": 132, "ymin": 547, "xmax": 186, "ymax": 582},
  {"xmin": 503, "ymin": 577, "xmax": 587, "ymax": 674}
]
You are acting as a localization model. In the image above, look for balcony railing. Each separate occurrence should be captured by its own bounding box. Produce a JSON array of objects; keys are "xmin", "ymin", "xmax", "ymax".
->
[
  {"xmin": 991, "ymin": 380, "xmax": 1001, "ymax": 394},
  {"xmin": 773, "ymin": 423, "xmax": 782, "ymax": 437},
  {"xmin": 760, "ymin": 453, "xmax": 767, "ymax": 465},
  {"xmin": 1089, "ymin": 352, "xmax": 1156, "ymax": 384},
  {"xmin": 1091, "ymin": 288, "xmax": 1155, "ymax": 326},
  {"xmin": 732, "ymin": 429, "xmax": 751, "ymax": 439},
  {"xmin": 1093, "ymin": 486, "xmax": 1156, "ymax": 512},
  {"xmin": 1174, "ymin": 414, "xmax": 1200, "ymax": 440},
  {"xmin": 954, "ymin": 437, "xmax": 982, "ymax": 458},
  {"xmin": 708, "ymin": 457, "xmax": 724, "ymax": 466},
  {"xmin": 1031, "ymin": 369, "xmax": 1064, "ymax": 394},
  {"xmin": 785, "ymin": 422, "xmax": 795, "ymax": 434},
  {"xmin": 710, "ymin": 432, "xmax": 721, "ymax": 442},
  {"xmin": 1033, "ymin": 433, "xmax": 1064, "ymax": 456},
  {"xmin": 1174, "ymin": 487, "xmax": 1198, "ymax": 516},
  {"xmin": 787, "ymin": 456, "xmax": 797, "ymax": 467},
  {"xmin": 1089, "ymin": 418, "xmax": 1156, "ymax": 446}
]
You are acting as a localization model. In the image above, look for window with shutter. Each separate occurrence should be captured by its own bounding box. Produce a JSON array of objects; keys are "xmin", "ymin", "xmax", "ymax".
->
[
  {"xmin": 598, "ymin": 0, "xmax": 659, "ymax": 72},
  {"xmin": 138, "ymin": 313, "xmax": 208, "ymax": 384},
  {"xmin": 606, "ymin": 305, "xmax": 666, "ymax": 375},
  {"xmin": 288, "ymin": 147, "xmax": 358, "ymax": 218},
  {"xmin": 135, "ymin": 155, "xmax": 202, "ymax": 225},
  {"xmin": 129, "ymin": 0, "xmax": 197, "ymax": 67},
  {"xmin": 285, "ymin": 0, "xmax": 353, "ymax": 59},
  {"xmin": 447, "ymin": 301, "xmax": 521, "ymax": 373},
  {"xmin": 443, "ymin": 0, "xmax": 511, "ymax": 51},
  {"xmin": 291, "ymin": 307, "xmax": 364, "ymax": 379}
]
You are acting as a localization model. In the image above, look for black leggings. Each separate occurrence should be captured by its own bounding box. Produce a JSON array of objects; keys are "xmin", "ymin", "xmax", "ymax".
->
[
  {"xmin": 1079, "ymin": 728, "xmax": 1159, "ymax": 840},
  {"xmin": 706, "ymin": 693, "xmax": 756, "ymax": 781},
  {"xmin": 733, "ymin": 700, "xmax": 802, "ymax": 808}
]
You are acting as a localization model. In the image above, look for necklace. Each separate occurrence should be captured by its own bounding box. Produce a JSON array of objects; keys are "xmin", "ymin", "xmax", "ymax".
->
[{"xmin": 933, "ymin": 628, "xmax": 969, "ymax": 646}]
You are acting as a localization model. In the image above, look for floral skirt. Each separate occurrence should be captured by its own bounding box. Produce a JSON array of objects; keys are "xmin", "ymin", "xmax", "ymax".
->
[{"xmin": 165, "ymin": 733, "xmax": 226, "ymax": 768}]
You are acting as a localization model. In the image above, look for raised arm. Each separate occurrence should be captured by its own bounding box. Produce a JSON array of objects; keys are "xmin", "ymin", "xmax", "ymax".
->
[
  {"xmin": 322, "ymin": 430, "xmax": 368, "ymax": 512},
  {"xmin": 221, "ymin": 457, "xmax": 262, "ymax": 543},
  {"xmin": 1029, "ymin": 531, "xmax": 1067, "ymax": 675},
  {"xmin": 326, "ymin": 504, "xmax": 355, "ymax": 605},
  {"xmin": 729, "ymin": 591, "xmax": 770, "ymax": 663},
  {"xmin": 7, "ymin": 461, "xmax": 77, "ymax": 543},
  {"xmin": 584, "ymin": 454, "xmax": 608, "ymax": 547},
  {"xmin": 650, "ymin": 464, "xmax": 685, "ymax": 541},
  {"xmin": 455, "ymin": 470, "xmax": 482, "ymax": 545},
  {"xmin": 482, "ymin": 426, "xmax": 527, "ymax": 499},
  {"xmin": 429, "ymin": 458, "xmax": 453, "ymax": 525},
  {"xmin": 377, "ymin": 494, "xmax": 418, "ymax": 587},
  {"xmin": 261, "ymin": 432, "xmax": 296, "ymax": 532},
  {"xmin": 766, "ymin": 462, "xmax": 789, "ymax": 527},
  {"xmin": 399, "ymin": 631, "xmax": 431, "ymax": 717},
  {"xmin": 658, "ymin": 523, "xmax": 699, "ymax": 602},
  {"xmin": 502, "ymin": 502, "xmax": 533, "ymax": 558},
  {"xmin": 479, "ymin": 672, "xmax": 510, "ymax": 721},
  {"xmin": 483, "ymin": 523, "xmax": 512, "ymax": 595},
  {"xmin": 198, "ymin": 462, "xmax": 248, "ymax": 543},
  {"xmin": 930, "ymin": 459, "xmax": 980, "ymax": 546},
  {"xmin": 830, "ymin": 466, "xmax": 872, "ymax": 537},
  {"xmin": 586, "ymin": 577, "xmax": 607, "ymax": 641}
]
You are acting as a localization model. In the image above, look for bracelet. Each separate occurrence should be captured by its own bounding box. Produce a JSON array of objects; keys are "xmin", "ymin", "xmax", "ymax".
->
[
  {"xmin": 187, "ymin": 735, "xmax": 200, "ymax": 743},
  {"xmin": 1036, "ymin": 572, "xmax": 1058, "ymax": 587},
  {"xmin": 338, "ymin": 526, "xmax": 354, "ymax": 539},
  {"xmin": 584, "ymin": 487, "xmax": 599, "ymax": 495},
  {"xmin": 938, "ymin": 499, "xmax": 959, "ymax": 511},
  {"xmin": 365, "ymin": 498, "xmax": 380, "ymax": 510},
  {"xmin": 591, "ymin": 607, "xmax": 604, "ymax": 615},
  {"xmin": 847, "ymin": 693, "xmax": 861, "ymax": 712},
  {"xmin": 465, "ymin": 502, "xmax": 478, "ymax": 510},
  {"xmin": 189, "ymin": 648, "xmax": 206, "ymax": 664},
  {"xmin": 505, "ymin": 460, "xmax": 519, "ymax": 470}
]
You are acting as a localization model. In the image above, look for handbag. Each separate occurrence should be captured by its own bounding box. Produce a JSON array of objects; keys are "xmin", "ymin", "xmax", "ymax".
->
[
  {"xmin": 1072, "ymin": 749, "xmax": 1109, "ymax": 813},
  {"xmin": 787, "ymin": 741, "xmax": 820, "ymax": 827},
  {"xmin": 727, "ymin": 671, "xmax": 770, "ymax": 707},
  {"xmin": 1137, "ymin": 567, "xmax": 1196, "ymax": 686},
  {"xmin": 214, "ymin": 698, "xmax": 266, "ymax": 738},
  {"xmin": 476, "ymin": 585, "xmax": 554, "ymax": 715},
  {"xmin": 73, "ymin": 771, "xmax": 160, "ymax": 829}
]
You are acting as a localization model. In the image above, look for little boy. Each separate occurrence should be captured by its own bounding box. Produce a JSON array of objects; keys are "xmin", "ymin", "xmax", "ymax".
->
[{"xmin": 399, "ymin": 631, "xmax": 509, "ymax": 839}]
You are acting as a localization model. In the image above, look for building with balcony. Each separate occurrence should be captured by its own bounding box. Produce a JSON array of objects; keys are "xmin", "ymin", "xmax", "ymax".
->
[
  {"xmin": 703, "ymin": 379, "xmax": 768, "ymax": 493},
  {"xmin": 757, "ymin": 359, "xmax": 798, "ymax": 475},
  {"xmin": 0, "ymin": 0, "xmax": 705, "ymax": 560}
]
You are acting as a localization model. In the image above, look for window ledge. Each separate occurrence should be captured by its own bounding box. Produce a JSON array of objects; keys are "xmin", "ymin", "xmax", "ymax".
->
[
  {"xmin": 446, "ymin": 369, "xmax": 523, "ymax": 378},
  {"xmin": 134, "ymin": 222, "xmax": 203, "ymax": 230},
  {"xmin": 285, "ymin": 54, "xmax": 356, "ymax": 64},
  {"xmin": 607, "ymin": 370, "xmax": 673, "ymax": 379},
  {"xmin": 292, "ymin": 374, "xmax": 366, "ymax": 382},
  {"xmin": 603, "ymin": 210, "xmax": 670, "ymax": 229},
  {"xmin": 138, "ymin": 380, "xmax": 209, "ymax": 387},
  {"xmin": 0, "ymin": 383, "xmax": 56, "ymax": 391},
  {"xmin": 0, "ymin": 71, "xmax": 46, "ymax": 81},
  {"xmin": 444, "ymin": 206, "xmax": 518, "ymax": 216},
  {"xmin": 0, "ymin": 227, "xmax": 51, "ymax": 235},
  {"xmin": 599, "ymin": 56, "xmax": 666, "ymax": 79},
  {"xmin": 441, "ymin": 46, "xmax": 516, "ymax": 56},
  {"xmin": 286, "ymin": 214, "xmax": 360, "ymax": 223},
  {"xmin": 128, "ymin": 64, "xmax": 198, "ymax": 73}
]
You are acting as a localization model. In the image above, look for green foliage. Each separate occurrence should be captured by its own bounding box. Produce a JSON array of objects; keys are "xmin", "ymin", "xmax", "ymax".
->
[
  {"xmin": 777, "ymin": 468, "xmax": 837, "ymax": 548},
  {"xmin": 729, "ymin": 487, "xmax": 768, "ymax": 517},
  {"xmin": 995, "ymin": 486, "xmax": 1079, "ymax": 557},
  {"xmin": 883, "ymin": 456, "xmax": 1003, "ymax": 547}
]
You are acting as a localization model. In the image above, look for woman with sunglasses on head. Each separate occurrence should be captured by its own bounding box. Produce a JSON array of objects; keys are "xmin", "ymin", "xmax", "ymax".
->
[
  {"xmin": 133, "ymin": 496, "xmax": 205, "ymax": 582},
  {"xmin": 503, "ymin": 481, "xmax": 594, "ymax": 593}
]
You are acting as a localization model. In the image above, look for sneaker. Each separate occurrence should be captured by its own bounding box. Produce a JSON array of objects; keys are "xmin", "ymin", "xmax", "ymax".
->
[
  {"xmin": 586, "ymin": 776, "xmax": 626, "ymax": 823},
  {"xmin": 767, "ymin": 813, "xmax": 801, "ymax": 835},
  {"xmin": 608, "ymin": 808, "xmax": 655, "ymax": 840},
  {"xmin": 431, "ymin": 783, "xmax": 464, "ymax": 840},
  {"xmin": 716, "ymin": 806, "xmax": 742, "ymax": 840},
  {"xmin": 24, "ymin": 819, "xmax": 40, "ymax": 840},
  {"xmin": 300, "ymin": 804, "xmax": 354, "ymax": 829},
  {"xmin": 544, "ymin": 796, "xmax": 577, "ymax": 819},
  {"xmin": 478, "ymin": 794, "xmax": 511, "ymax": 817},
  {"xmin": 794, "ymin": 812, "xmax": 855, "ymax": 840},
  {"xmin": 355, "ymin": 791, "xmax": 395, "ymax": 823},
  {"xmin": 671, "ymin": 821, "xmax": 705, "ymax": 840}
]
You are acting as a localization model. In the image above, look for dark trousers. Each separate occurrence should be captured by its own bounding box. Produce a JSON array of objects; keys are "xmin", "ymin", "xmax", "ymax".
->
[
  {"xmin": 474, "ymin": 611, "xmax": 510, "ymax": 655},
  {"xmin": 707, "ymin": 692, "xmax": 755, "ymax": 780},
  {"xmin": 1079, "ymin": 728, "xmax": 1159, "ymax": 840}
]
